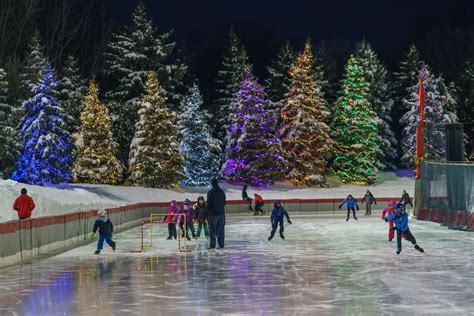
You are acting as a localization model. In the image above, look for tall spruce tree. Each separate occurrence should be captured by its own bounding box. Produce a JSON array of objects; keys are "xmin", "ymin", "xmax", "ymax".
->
[
  {"xmin": 13, "ymin": 65, "xmax": 74, "ymax": 185},
  {"xmin": 211, "ymin": 27, "xmax": 249, "ymax": 142},
  {"xmin": 400, "ymin": 65, "xmax": 454, "ymax": 167},
  {"xmin": 74, "ymin": 80, "xmax": 123, "ymax": 185},
  {"xmin": 179, "ymin": 84, "xmax": 221, "ymax": 186},
  {"xmin": 278, "ymin": 41, "xmax": 333, "ymax": 186},
  {"xmin": 102, "ymin": 2, "xmax": 186, "ymax": 164},
  {"xmin": 0, "ymin": 68, "xmax": 19, "ymax": 179},
  {"xmin": 460, "ymin": 61, "xmax": 474, "ymax": 153},
  {"xmin": 355, "ymin": 40, "xmax": 397, "ymax": 169},
  {"xmin": 128, "ymin": 72, "xmax": 184, "ymax": 188},
  {"xmin": 57, "ymin": 55, "xmax": 87, "ymax": 135},
  {"xmin": 264, "ymin": 41, "xmax": 296, "ymax": 110},
  {"xmin": 331, "ymin": 55, "xmax": 382, "ymax": 184},
  {"xmin": 313, "ymin": 39, "xmax": 338, "ymax": 104}
]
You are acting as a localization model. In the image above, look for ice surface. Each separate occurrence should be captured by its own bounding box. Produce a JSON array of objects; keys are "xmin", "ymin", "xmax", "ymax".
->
[{"xmin": 2, "ymin": 215, "xmax": 470, "ymax": 315}]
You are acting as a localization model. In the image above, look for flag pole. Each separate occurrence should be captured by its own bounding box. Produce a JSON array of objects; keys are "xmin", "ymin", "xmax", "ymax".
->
[{"xmin": 415, "ymin": 66, "xmax": 426, "ymax": 180}]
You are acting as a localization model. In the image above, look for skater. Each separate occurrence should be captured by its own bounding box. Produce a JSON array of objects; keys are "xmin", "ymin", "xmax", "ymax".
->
[
  {"xmin": 164, "ymin": 200, "xmax": 178, "ymax": 240},
  {"xmin": 207, "ymin": 179, "xmax": 226, "ymax": 254},
  {"xmin": 268, "ymin": 200, "xmax": 292, "ymax": 241},
  {"xmin": 13, "ymin": 188, "xmax": 35, "ymax": 220},
  {"xmin": 91, "ymin": 209, "xmax": 116, "ymax": 255},
  {"xmin": 193, "ymin": 196, "xmax": 209, "ymax": 239},
  {"xmin": 253, "ymin": 193, "xmax": 264, "ymax": 216},
  {"xmin": 178, "ymin": 199, "xmax": 196, "ymax": 240},
  {"xmin": 399, "ymin": 190, "xmax": 413, "ymax": 208},
  {"xmin": 361, "ymin": 190, "xmax": 377, "ymax": 215},
  {"xmin": 242, "ymin": 184, "xmax": 253, "ymax": 213},
  {"xmin": 385, "ymin": 203, "xmax": 424, "ymax": 255},
  {"xmin": 381, "ymin": 200, "xmax": 397, "ymax": 241},
  {"xmin": 339, "ymin": 195, "xmax": 359, "ymax": 221}
]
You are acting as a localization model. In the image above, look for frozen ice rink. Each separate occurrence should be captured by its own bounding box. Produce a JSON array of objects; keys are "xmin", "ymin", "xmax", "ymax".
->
[{"xmin": 0, "ymin": 216, "xmax": 473, "ymax": 315}]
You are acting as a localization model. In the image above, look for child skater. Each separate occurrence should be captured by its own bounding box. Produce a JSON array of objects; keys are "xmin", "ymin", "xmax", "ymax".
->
[
  {"xmin": 178, "ymin": 199, "xmax": 196, "ymax": 240},
  {"xmin": 91, "ymin": 209, "xmax": 116, "ymax": 255},
  {"xmin": 339, "ymin": 195, "xmax": 359, "ymax": 221},
  {"xmin": 164, "ymin": 200, "xmax": 178, "ymax": 240},
  {"xmin": 385, "ymin": 203, "xmax": 424, "ymax": 255},
  {"xmin": 193, "ymin": 196, "xmax": 209, "ymax": 239},
  {"xmin": 268, "ymin": 200, "xmax": 292, "ymax": 241},
  {"xmin": 381, "ymin": 200, "xmax": 396, "ymax": 241}
]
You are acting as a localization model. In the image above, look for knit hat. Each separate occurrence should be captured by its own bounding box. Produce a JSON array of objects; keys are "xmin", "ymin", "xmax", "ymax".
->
[
  {"xmin": 170, "ymin": 200, "xmax": 177, "ymax": 207},
  {"xmin": 98, "ymin": 209, "xmax": 107, "ymax": 217},
  {"xmin": 21, "ymin": 188, "xmax": 27, "ymax": 195},
  {"xmin": 273, "ymin": 199, "xmax": 281, "ymax": 206},
  {"xmin": 388, "ymin": 200, "xmax": 396, "ymax": 206},
  {"xmin": 184, "ymin": 199, "xmax": 191, "ymax": 205}
]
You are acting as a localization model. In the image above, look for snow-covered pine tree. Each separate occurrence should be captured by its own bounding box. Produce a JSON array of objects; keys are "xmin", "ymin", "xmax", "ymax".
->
[
  {"xmin": 226, "ymin": 70, "xmax": 285, "ymax": 187},
  {"xmin": 0, "ymin": 68, "xmax": 19, "ymax": 179},
  {"xmin": 128, "ymin": 72, "xmax": 184, "ymax": 188},
  {"xmin": 400, "ymin": 65, "xmax": 453, "ymax": 167},
  {"xmin": 355, "ymin": 39, "xmax": 397, "ymax": 169},
  {"xmin": 102, "ymin": 2, "xmax": 186, "ymax": 164},
  {"xmin": 179, "ymin": 83, "xmax": 221, "ymax": 186},
  {"xmin": 57, "ymin": 55, "xmax": 87, "ymax": 135},
  {"xmin": 459, "ymin": 61, "xmax": 474, "ymax": 152},
  {"xmin": 12, "ymin": 65, "xmax": 74, "ymax": 185},
  {"xmin": 331, "ymin": 55, "xmax": 382, "ymax": 185},
  {"xmin": 74, "ymin": 80, "xmax": 123, "ymax": 185},
  {"xmin": 313, "ymin": 39, "xmax": 338, "ymax": 104},
  {"xmin": 278, "ymin": 41, "xmax": 333, "ymax": 186},
  {"xmin": 264, "ymin": 41, "xmax": 296, "ymax": 111},
  {"xmin": 211, "ymin": 27, "xmax": 249, "ymax": 142}
]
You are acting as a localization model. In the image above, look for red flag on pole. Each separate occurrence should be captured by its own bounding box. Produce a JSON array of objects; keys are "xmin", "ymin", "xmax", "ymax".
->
[{"xmin": 415, "ymin": 68, "xmax": 426, "ymax": 179}]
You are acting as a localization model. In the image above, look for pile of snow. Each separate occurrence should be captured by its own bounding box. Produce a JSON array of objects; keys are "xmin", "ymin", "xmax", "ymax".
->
[{"xmin": 0, "ymin": 172, "xmax": 414, "ymax": 222}]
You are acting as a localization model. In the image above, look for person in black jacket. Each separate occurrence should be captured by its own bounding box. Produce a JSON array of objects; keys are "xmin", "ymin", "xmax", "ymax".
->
[
  {"xmin": 242, "ymin": 184, "xmax": 253, "ymax": 213},
  {"xmin": 399, "ymin": 190, "xmax": 413, "ymax": 208},
  {"xmin": 91, "ymin": 209, "xmax": 116, "ymax": 255},
  {"xmin": 207, "ymin": 179, "xmax": 226, "ymax": 253}
]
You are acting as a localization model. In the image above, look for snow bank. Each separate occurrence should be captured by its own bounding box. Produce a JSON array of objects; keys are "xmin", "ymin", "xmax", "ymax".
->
[{"xmin": 0, "ymin": 172, "xmax": 414, "ymax": 222}]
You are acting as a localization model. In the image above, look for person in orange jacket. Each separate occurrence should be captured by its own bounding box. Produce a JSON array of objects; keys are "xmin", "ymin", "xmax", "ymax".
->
[
  {"xmin": 253, "ymin": 193, "xmax": 264, "ymax": 216},
  {"xmin": 13, "ymin": 188, "xmax": 35, "ymax": 220}
]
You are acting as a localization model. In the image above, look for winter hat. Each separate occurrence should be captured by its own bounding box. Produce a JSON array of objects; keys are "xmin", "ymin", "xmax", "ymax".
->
[
  {"xmin": 21, "ymin": 188, "xmax": 27, "ymax": 195},
  {"xmin": 395, "ymin": 203, "xmax": 405, "ymax": 212},
  {"xmin": 273, "ymin": 199, "xmax": 281, "ymax": 206},
  {"xmin": 98, "ymin": 209, "xmax": 107, "ymax": 217},
  {"xmin": 211, "ymin": 179, "xmax": 219, "ymax": 187},
  {"xmin": 170, "ymin": 200, "xmax": 177, "ymax": 207},
  {"xmin": 183, "ymin": 199, "xmax": 191, "ymax": 205},
  {"xmin": 388, "ymin": 200, "xmax": 397, "ymax": 206},
  {"xmin": 197, "ymin": 196, "xmax": 204, "ymax": 202}
]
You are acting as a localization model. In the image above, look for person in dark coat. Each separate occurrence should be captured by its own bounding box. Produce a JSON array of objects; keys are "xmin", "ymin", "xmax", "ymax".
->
[
  {"xmin": 385, "ymin": 203, "xmax": 424, "ymax": 255},
  {"xmin": 13, "ymin": 188, "xmax": 35, "ymax": 220},
  {"xmin": 207, "ymin": 179, "xmax": 226, "ymax": 253},
  {"xmin": 399, "ymin": 190, "xmax": 413, "ymax": 208},
  {"xmin": 242, "ymin": 184, "xmax": 253, "ymax": 213},
  {"xmin": 193, "ymin": 196, "xmax": 209, "ymax": 239},
  {"xmin": 268, "ymin": 200, "xmax": 292, "ymax": 241},
  {"xmin": 361, "ymin": 190, "xmax": 377, "ymax": 215},
  {"xmin": 339, "ymin": 195, "xmax": 359, "ymax": 221},
  {"xmin": 91, "ymin": 209, "xmax": 116, "ymax": 255}
]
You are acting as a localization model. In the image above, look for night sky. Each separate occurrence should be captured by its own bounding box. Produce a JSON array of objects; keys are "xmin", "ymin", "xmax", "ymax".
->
[{"xmin": 103, "ymin": 0, "xmax": 473, "ymax": 92}]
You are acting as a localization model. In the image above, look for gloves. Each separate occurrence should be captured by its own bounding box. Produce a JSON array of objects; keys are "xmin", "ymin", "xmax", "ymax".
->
[
  {"xmin": 338, "ymin": 205, "xmax": 342, "ymax": 210},
  {"xmin": 356, "ymin": 206, "xmax": 360, "ymax": 211},
  {"xmin": 89, "ymin": 232, "xmax": 96, "ymax": 240},
  {"xmin": 384, "ymin": 217, "xmax": 389, "ymax": 222},
  {"xmin": 288, "ymin": 220, "xmax": 292, "ymax": 225}
]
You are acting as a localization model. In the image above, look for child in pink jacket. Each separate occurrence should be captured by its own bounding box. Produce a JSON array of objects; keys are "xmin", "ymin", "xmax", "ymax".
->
[{"xmin": 381, "ymin": 200, "xmax": 396, "ymax": 241}]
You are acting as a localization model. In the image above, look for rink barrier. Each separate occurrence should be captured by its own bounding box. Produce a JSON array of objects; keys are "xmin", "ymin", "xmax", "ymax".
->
[{"xmin": 3, "ymin": 197, "xmax": 454, "ymax": 268}]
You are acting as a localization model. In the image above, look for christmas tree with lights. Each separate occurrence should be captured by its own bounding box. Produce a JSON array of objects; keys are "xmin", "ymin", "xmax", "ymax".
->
[
  {"xmin": 128, "ymin": 72, "xmax": 184, "ymax": 188},
  {"xmin": 13, "ymin": 65, "xmax": 74, "ymax": 185},
  {"xmin": 331, "ymin": 55, "xmax": 382, "ymax": 184},
  {"xmin": 278, "ymin": 41, "xmax": 332, "ymax": 186},
  {"xmin": 179, "ymin": 84, "xmax": 221, "ymax": 186},
  {"xmin": 74, "ymin": 80, "xmax": 123, "ymax": 185}
]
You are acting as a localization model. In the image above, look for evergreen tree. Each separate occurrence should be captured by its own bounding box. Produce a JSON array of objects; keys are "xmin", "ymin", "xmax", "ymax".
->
[
  {"xmin": 179, "ymin": 84, "xmax": 221, "ymax": 186},
  {"xmin": 0, "ymin": 68, "xmax": 19, "ymax": 179},
  {"xmin": 211, "ymin": 27, "xmax": 249, "ymax": 142},
  {"xmin": 102, "ymin": 2, "xmax": 186, "ymax": 163},
  {"xmin": 264, "ymin": 41, "xmax": 296, "ymax": 109},
  {"xmin": 355, "ymin": 39, "xmax": 397, "ymax": 169},
  {"xmin": 57, "ymin": 55, "xmax": 87, "ymax": 134},
  {"xmin": 74, "ymin": 80, "xmax": 123, "ymax": 185},
  {"xmin": 12, "ymin": 65, "xmax": 74, "ymax": 185},
  {"xmin": 400, "ymin": 65, "xmax": 454, "ymax": 167},
  {"xmin": 224, "ymin": 70, "xmax": 285, "ymax": 187},
  {"xmin": 331, "ymin": 55, "xmax": 382, "ymax": 184},
  {"xmin": 128, "ymin": 72, "xmax": 184, "ymax": 188},
  {"xmin": 313, "ymin": 39, "xmax": 338, "ymax": 104},
  {"xmin": 459, "ymin": 61, "xmax": 474, "ymax": 153},
  {"xmin": 19, "ymin": 32, "xmax": 48, "ymax": 101},
  {"xmin": 278, "ymin": 41, "xmax": 333, "ymax": 186}
]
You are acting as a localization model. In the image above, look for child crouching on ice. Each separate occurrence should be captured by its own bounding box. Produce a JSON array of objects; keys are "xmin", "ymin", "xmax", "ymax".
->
[
  {"xmin": 193, "ymin": 196, "xmax": 209, "ymax": 239},
  {"xmin": 164, "ymin": 200, "xmax": 178, "ymax": 240},
  {"xmin": 385, "ymin": 203, "xmax": 424, "ymax": 255},
  {"xmin": 268, "ymin": 200, "xmax": 291, "ymax": 241},
  {"xmin": 91, "ymin": 209, "xmax": 116, "ymax": 255}
]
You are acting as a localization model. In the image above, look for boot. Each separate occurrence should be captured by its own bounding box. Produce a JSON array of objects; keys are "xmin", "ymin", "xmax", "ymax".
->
[
  {"xmin": 415, "ymin": 244, "xmax": 424, "ymax": 253},
  {"xmin": 112, "ymin": 241, "xmax": 116, "ymax": 251},
  {"xmin": 167, "ymin": 236, "xmax": 172, "ymax": 240},
  {"xmin": 186, "ymin": 235, "xmax": 191, "ymax": 241},
  {"xmin": 346, "ymin": 218, "xmax": 349, "ymax": 222},
  {"xmin": 94, "ymin": 250, "xmax": 100, "ymax": 255},
  {"xmin": 396, "ymin": 249, "xmax": 401, "ymax": 255},
  {"xmin": 280, "ymin": 234, "xmax": 285, "ymax": 240},
  {"xmin": 268, "ymin": 236, "xmax": 273, "ymax": 241}
]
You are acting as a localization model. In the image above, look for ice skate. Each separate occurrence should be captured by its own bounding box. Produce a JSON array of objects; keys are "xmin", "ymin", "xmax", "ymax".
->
[
  {"xmin": 166, "ymin": 236, "xmax": 172, "ymax": 240},
  {"xmin": 112, "ymin": 241, "xmax": 116, "ymax": 251},
  {"xmin": 268, "ymin": 236, "xmax": 273, "ymax": 241},
  {"xmin": 415, "ymin": 244, "xmax": 424, "ymax": 253},
  {"xmin": 396, "ymin": 249, "xmax": 401, "ymax": 255},
  {"xmin": 280, "ymin": 234, "xmax": 285, "ymax": 240},
  {"xmin": 94, "ymin": 250, "xmax": 100, "ymax": 255},
  {"xmin": 346, "ymin": 218, "xmax": 349, "ymax": 222}
]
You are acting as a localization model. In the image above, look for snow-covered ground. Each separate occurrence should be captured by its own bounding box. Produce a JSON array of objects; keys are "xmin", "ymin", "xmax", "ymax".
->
[{"xmin": 0, "ymin": 172, "xmax": 413, "ymax": 222}]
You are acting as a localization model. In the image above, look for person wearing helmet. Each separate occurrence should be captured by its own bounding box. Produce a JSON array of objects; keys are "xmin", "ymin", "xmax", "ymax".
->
[
  {"xmin": 193, "ymin": 196, "xmax": 209, "ymax": 239},
  {"xmin": 385, "ymin": 203, "xmax": 424, "ymax": 255},
  {"xmin": 268, "ymin": 200, "xmax": 291, "ymax": 241},
  {"xmin": 91, "ymin": 209, "xmax": 116, "ymax": 255},
  {"xmin": 164, "ymin": 200, "xmax": 178, "ymax": 240},
  {"xmin": 381, "ymin": 200, "xmax": 397, "ymax": 241},
  {"xmin": 178, "ymin": 199, "xmax": 196, "ymax": 240}
]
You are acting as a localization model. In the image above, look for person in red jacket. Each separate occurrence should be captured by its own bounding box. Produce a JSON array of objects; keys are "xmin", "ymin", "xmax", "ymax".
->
[{"xmin": 13, "ymin": 188, "xmax": 35, "ymax": 219}]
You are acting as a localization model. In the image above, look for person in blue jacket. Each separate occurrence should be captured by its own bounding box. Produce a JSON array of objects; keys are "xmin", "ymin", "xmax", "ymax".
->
[
  {"xmin": 268, "ymin": 200, "xmax": 292, "ymax": 241},
  {"xmin": 91, "ymin": 209, "xmax": 116, "ymax": 255},
  {"xmin": 385, "ymin": 203, "xmax": 424, "ymax": 255},
  {"xmin": 339, "ymin": 195, "xmax": 359, "ymax": 221}
]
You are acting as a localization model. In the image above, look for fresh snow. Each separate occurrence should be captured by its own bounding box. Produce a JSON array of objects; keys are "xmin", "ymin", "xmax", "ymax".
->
[{"xmin": 0, "ymin": 172, "xmax": 414, "ymax": 223}]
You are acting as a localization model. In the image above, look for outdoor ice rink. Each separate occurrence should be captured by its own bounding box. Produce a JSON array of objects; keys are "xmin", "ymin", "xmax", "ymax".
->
[{"xmin": 0, "ymin": 216, "xmax": 473, "ymax": 315}]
